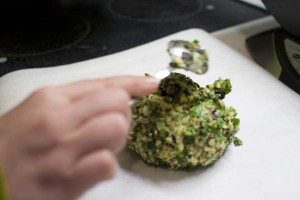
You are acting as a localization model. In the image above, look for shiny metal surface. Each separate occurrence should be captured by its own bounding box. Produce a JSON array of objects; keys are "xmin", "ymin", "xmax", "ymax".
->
[
  {"xmin": 262, "ymin": 0, "xmax": 300, "ymax": 37},
  {"xmin": 246, "ymin": 30, "xmax": 282, "ymax": 78}
]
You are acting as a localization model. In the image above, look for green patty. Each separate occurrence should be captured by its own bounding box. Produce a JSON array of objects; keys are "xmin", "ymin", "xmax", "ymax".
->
[
  {"xmin": 129, "ymin": 73, "xmax": 241, "ymax": 170},
  {"xmin": 168, "ymin": 40, "xmax": 209, "ymax": 74}
]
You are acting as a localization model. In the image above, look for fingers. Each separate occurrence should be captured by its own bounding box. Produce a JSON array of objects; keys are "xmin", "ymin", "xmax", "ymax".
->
[
  {"xmin": 14, "ymin": 76, "xmax": 158, "ymax": 133},
  {"xmin": 67, "ymin": 87, "xmax": 131, "ymax": 126},
  {"xmin": 0, "ymin": 75, "xmax": 159, "ymax": 200},
  {"xmin": 66, "ymin": 150, "xmax": 117, "ymax": 199},
  {"xmin": 58, "ymin": 76, "xmax": 160, "ymax": 101},
  {"xmin": 69, "ymin": 112, "xmax": 129, "ymax": 158},
  {"xmin": 54, "ymin": 75, "xmax": 158, "ymax": 131},
  {"xmin": 102, "ymin": 76, "xmax": 160, "ymax": 97}
]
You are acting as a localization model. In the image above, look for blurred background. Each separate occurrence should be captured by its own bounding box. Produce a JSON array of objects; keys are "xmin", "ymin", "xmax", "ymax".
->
[
  {"xmin": 0, "ymin": 0, "xmax": 268, "ymax": 75},
  {"xmin": 0, "ymin": 0, "xmax": 298, "ymax": 94}
]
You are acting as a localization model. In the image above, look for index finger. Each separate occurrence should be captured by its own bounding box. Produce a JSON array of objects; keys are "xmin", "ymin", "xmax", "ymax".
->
[{"xmin": 58, "ymin": 76, "xmax": 160, "ymax": 101}]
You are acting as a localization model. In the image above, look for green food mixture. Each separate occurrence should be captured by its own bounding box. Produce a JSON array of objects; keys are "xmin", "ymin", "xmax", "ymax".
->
[
  {"xmin": 129, "ymin": 73, "xmax": 241, "ymax": 170},
  {"xmin": 168, "ymin": 40, "xmax": 209, "ymax": 74}
]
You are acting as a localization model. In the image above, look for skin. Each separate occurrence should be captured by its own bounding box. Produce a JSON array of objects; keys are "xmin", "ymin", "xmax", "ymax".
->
[{"xmin": 0, "ymin": 76, "xmax": 159, "ymax": 200}]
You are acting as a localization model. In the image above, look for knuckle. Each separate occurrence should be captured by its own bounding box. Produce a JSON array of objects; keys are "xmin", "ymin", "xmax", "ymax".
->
[
  {"xmin": 114, "ymin": 89, "xmax": 130, "ymax": 104},
  {"xmin": 110, "ymin": 113, "xmax": 130, "ymax": 149},
  {"xmin": 39, "ymin": 113, "xmax": 56, "ymax": 129},
  {"xmin": 94, "ymin": 88, "xmax": 130, "ymax": 105},
  {"xmin": 112, "ymin": 113, "xmax": 130, "ymax": 136},
  {"xmin": 98, "ymin": 151, "xmax": 117, "ymax": 179},
  {"xmin": 93, "ymin": 92, "xmax": 105, "ymax": 102},
  {"xmin": 32, "ymin": 87, "xmax": 57, "ymax": 103},
  {"xmin": 37, "ymin": 112, "xmax": 61, "ymax": 137},
  {"xmin": 105, "ymin": 87, "xmax": 130, "ymax": 105}
]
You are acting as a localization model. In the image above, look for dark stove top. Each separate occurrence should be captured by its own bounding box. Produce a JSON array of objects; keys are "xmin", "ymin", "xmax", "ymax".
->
[{"xmin": 0, "ymin": 0, "xmax": 268, "ymax": 76}]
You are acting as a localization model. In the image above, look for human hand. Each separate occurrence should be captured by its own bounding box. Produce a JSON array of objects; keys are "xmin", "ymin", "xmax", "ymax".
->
[{"xmin": 0, "ymin": 76, "xmax": 159, "ymax": 200}]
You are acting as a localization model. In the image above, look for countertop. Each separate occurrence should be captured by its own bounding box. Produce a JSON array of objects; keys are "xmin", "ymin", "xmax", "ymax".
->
[
  {"xmin": 212, "ymin": 0, "xmax": 281, "ymax": 80},
  {"xmin": 212, "ymin": 16, "xmax": 280, "ymax": 60},
  {"xmin": 214, "ymin": 0, "xmax": 279, "ymax": 61},
  {"xmin": 212, "ymin": 0, "xmax": 281, "ymax": 79}
]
